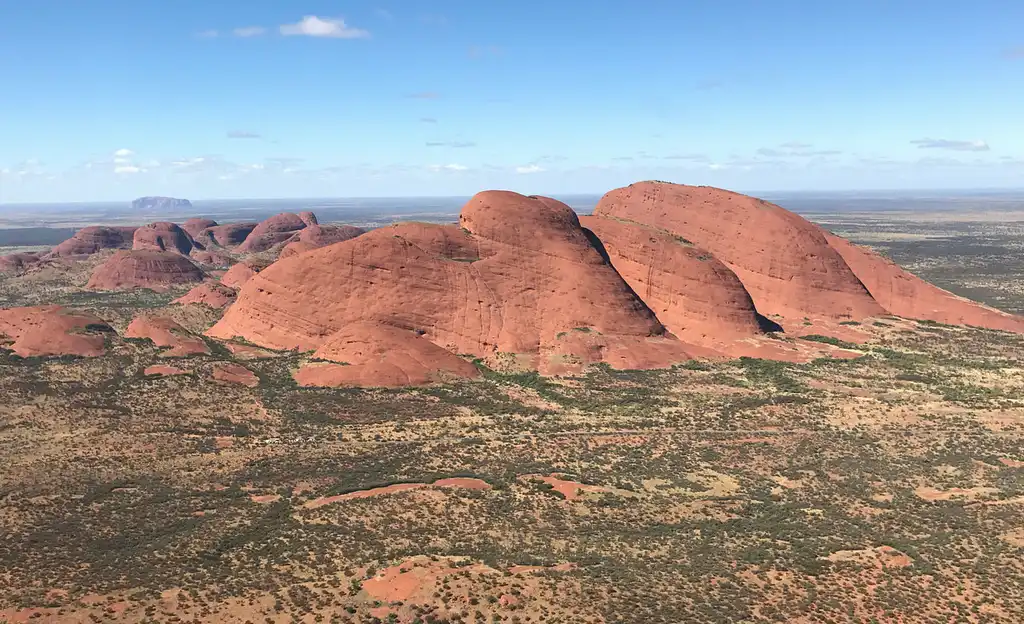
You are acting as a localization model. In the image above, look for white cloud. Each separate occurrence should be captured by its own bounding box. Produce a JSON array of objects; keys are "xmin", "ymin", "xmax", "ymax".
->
[
  {"xmin": 515, "ymin": 164, "xmax": 544, "ymax": 174},
  {"xmin": 227, "ymin": 130, "xmax": 262, "ymax": 139},
  {"xmin": 233, "ymin": 26, "xmax": 267, "ymax": 37},
  {"xmin": 196, "ymin": 30, "xmax": 219, "ymax": 39},
  {"xmin": 114, "ymin": 148, "xmax": 134, "ymax": 157},
  {"xmin": 114, "ymin": 165, "xmax": 144, "ymax": 174},
  {"xmin": 280, "ymin": 16, "xmax": 370, "ymax": 39},
  {"xmin": 910, "ymin": 138, "xmax": 990, "ymax": 152},
  {"xmin": 428, "ymin": 163, "xmax": 468, "ymax": 172}
]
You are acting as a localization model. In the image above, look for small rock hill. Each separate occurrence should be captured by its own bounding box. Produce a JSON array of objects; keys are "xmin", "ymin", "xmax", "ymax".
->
[
  {"xmin": 125, "ymin": 314, "xmax": 210, "ymax": 356},
  {"xmin": 173, "ymin": 282, "xmax": 237, "ymax": 308},
  {"xmin": 0, "ymin": 306, "xmax": 112, "ymax": 357},
  {"xmin": 181, "ymin": 218, "xmax": 218, "ymax": 239},
  {"xmin": 238, "ymin": 213, "xmax": 310, "ymax": 253},
  {"xmin": 132, "ymin": 222, "xmax": 195, "ymax": 255},
  {"xmin": 0, "ymin": 252, "xmax": 41, "ymax": 274},
  {"xmin": 87, "ymin": 250, "xmax": 205, "ymax": 291},
  {"xmin": 279, "ymin": 224, "xmax": 366, "ymax": 258},
  {"xmin": 47, "ymin": 226, "xmax": 137, "ymax": 258},
  {"xmin": 195, "ymin": 222, "xmax": 258, "ymax": 248}
]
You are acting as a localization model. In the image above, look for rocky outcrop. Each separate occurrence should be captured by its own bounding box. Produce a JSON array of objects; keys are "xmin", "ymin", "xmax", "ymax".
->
[
  {"xmin": 593, "ymin": 182, "xmax": 885, "ymax": 327},
  {"xmin": 210, "ymin": 191, "xmax": 695, "ymax": 382},
  {"xmin": 132, "ymin": 196, "xmax": 192, "ymax": 211},
  {"xmin": 173, "ymin": 282, "xmax": 237, "ymax": 309},
  {"xmin": 279, "ymin": 224, "xmax": 365, "ymax": 258},
  {"xmin": 125, "ymin": 314, "xmax": 210, "ymax": 356},
  {"xmin": 196, "ymin": 222, "xmax": 258, "ymax": 248},
  {"xmin": 238, "ymin": 213, "xmax": 311, "ymax": 253},
  {"xmin": 87, "ymin": 250, "xmax": 204, "ymax": 291},
  {"xmin": 219, "ymin": 259, "xmax": 270, "ymax": 289},
  {"xmin": 181, "ymin": 218, "xmax": 218, "ymax": 239},
  {"xmin": 132, "ymin": 222, "xmax": 195, "ymax": 255},
  {"xmin": 0, "ymin": 306, "xmax": 112, "ymax": 357},
  {"xmin": 212, "ymin": 362, "xmax": 259, "ymax": 387},
  {"xmin": 47, "ymin": 226, "xmax": 137, "ymax": 258},
  {"xmin": 824, "ymin": 233, "xmax": 1024, "ymax": 333},
  {"xmin": 0, "ymin": 252, "xmax": 41, "ymax": 274}
]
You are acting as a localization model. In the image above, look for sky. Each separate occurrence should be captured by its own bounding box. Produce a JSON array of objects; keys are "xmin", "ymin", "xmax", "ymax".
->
[{"xmin": 1, "ymin": 0, "xmax": 1023, "ymax": 203}]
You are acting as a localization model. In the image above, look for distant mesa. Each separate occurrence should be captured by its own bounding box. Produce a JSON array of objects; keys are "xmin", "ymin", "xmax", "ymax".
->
[
  {"xmin": 87, "ymin": 250, "xmax": 205, "ymax": 291},
  {"xmin": 132, "ymin": 221, "xmax": 195, "ymax": 255},
  {"xmin": 173, "ymin": 282, "xmax": 237, "ymax": 309},
  {"xmin": 237, "ymin": 212, "xmax": 312, "ymax": 253},
  {"xmin": 126, "ymin": 314, "xmax": 210, "ymax": 356},
  {"xmin": 132, "ymin": 196, "xmax": 193, "ymax": 212},
  {"xmin": 46, "ymin": 226, "xmax": 137, "ymax": 258},
  {"xmin": 0, "ymin": 306, "xmax": 112, "ymax": 358}
]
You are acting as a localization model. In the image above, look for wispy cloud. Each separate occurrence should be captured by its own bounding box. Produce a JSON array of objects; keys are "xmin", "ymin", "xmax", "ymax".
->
[
  {"xmin": 408, "ymin": 91, "xmax": 440, "ymax": 99},
  {"xmin": 114, "ymin": 165, "xmax": 144, "ymax": 174},
  {"xmin": 113, "ymin": 148, "xmax": 134, "ymax": 158},
  {"xmin": 425, "ymin": 141, "xmax": 476, "ymax": 148},
  {"xmin": 196, "ymin": 29, "xmax": 219, "ymax": 39},
  {"xmin": 280, "ymin": 16, "xmax": 370, "ymax": 39},
  {"xmin": 227, "ymin": 130, "xmax": 262, "ymax": 139},
  {"xmin": 428, "ymin": 163, "xmax": 468, "ymax": 172},
  {"xmin": 911, "ymin": 138, "xmax": 990, "ymax": 152},
  {"xmin": 515, "ymin": 164, "xmax": 544, "ymax": 174},
  {"xmin": 374, "ymin": 8, "xmax": 394, "ymax": 20},
  {"xmin": 757, "ymin": 142, "xmax": 842, "ymax": 157},
  {"xmin": 663, "ymin": 153, "xmax": 710, "ymax": 163},
  {"xmin": 420, "ymin": 117, "xmax": 438, "ymax": 123},
  {"xmin": 421, "ymin": 14, "xmax": 449, "ymax": 27},
  {"xmin": 233, "ymin": 26, "xmax": 267, "ymax": 37}
]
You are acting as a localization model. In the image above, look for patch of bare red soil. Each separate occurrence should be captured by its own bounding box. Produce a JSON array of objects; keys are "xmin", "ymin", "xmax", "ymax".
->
[
  {"xmin": 126, "ymin": 314, "xmax": 210, "ymax": 356},
  {"xmin": 87, "ymin": 250, "xmax": 204, "ymax": 290},
  {"xmin": 250, "ymin": 494, "xmax": 281, "ymax": 504},
  {"xmin": 0, "ymin": 306, "xmax": 111, "ymax": 357},
  {"xmin": 825, "ymin": 545, "xmax": 912, "ymax": 569},
  {"xmin": 210, "ymin": 191, "xmax": 697, "ymax": 383},
  {"xmin": 999, "ymin": 457, "xmax": 1024, "ymax": 468},
  {"xmin": 143, "ymin": 365, "xmax": 188, "ymax": 376},
  {"xmin": 46, "ymin": 225, "xmax": 136, "ymax": 257},
  {"xmin": 211, "ymin": 362, "xmax": 259, "ymax": 387},
  {"xmin": 523, "ymin": 474, "xmax": 616, "ymax": 500},
  {"xmin": 173, "ymin": 281, "xmax": 237, "ymax": 308},
  {"xmin": 303, "ymin": 477, "xmax": 491, "ymax": 509},
  {"xmin": 825, "ymin": 232, "xmax": 1024, "ymax": 333},
  {"xmin": 593, "ymin": 182, "xmax": 885, "ymax": 327},
  {"xmin": 132, "ymin": 221, "xmax": 195, "ymax": 254}
]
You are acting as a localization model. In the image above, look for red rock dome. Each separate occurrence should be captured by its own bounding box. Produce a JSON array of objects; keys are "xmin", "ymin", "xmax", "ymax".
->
[
  {"xmin": 0, "ymin": 306, "xmax": 112, "ymax": 357},
  {"xmin": 87, "ymin": 250, "xmax": 205, "ymax": 291},
  {"xmin": 47, "ymin": 226, "xmax": 136, "ymax": 258},
  {"xmin": 133, "ymin": 222, "xmax": 195, "ymax": 255}
]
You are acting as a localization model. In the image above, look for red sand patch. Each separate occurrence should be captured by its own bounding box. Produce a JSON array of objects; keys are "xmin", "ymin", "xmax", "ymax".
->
[
  {"xmin": 999, "ymin": 457, "xmax": 1024, "ymax": 468},
  {"xmin": 250, "ymin": 494, "xmax": 281, "ymax": 504},
  {"xmin": 826, "ymin": 545, "xmax": 912, "ymax": 569},
  {"xmin": 507, "ymin": 562, "xmax": 576, "ymax": 575},
  {"xmin": 143, "ymin": 365, "xmax": 188, "ymax": 376},
  {"xmin": 523, "ymin": 474, "xmax": 617, "ymax": 500},
  {"xmin": 303, "ymin": 477, "xmax": 491, "ymax": 509}
]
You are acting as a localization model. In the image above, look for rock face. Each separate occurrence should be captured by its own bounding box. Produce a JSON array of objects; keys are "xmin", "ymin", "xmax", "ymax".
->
[
  {"xmin": 212, "ymin": 362, "xmax": 259, "ymax": 387},
  {"xmin": 87, "ymin": 250, "xmax": 205, "ymax": 291},
  {"xmin": 132, "ymin": 222, "xmax": 195, "ymax": 255},
  {"xmin": 181, "ymin": 218, "xmax": 218, "ymax": 239},
  {"xmin": 210, "ymin": 191, "xmax": 695, "ymax": 380},
  {"xmin": 173, "ymin": 282, "xmax": 237, "ymax": 309},
  {"xmin": 824, "ymin": 233, "xmax": 1024, "ymax": 333},
  {"xmin": 219, "ymin": 259, "xmax": 270, "ymax": 289},
  {"xmin": 294, "ymin": 322, "xmax": 481, "ymax": 387},
  {"xmin": 593, "ymin": 182, "xmax": 885, "ymax": 326},
  {"xmin": 126, "ymin": 314, "xmax": 210, "ymax": 356},
  {"xmin": 197, "ymin": 222, "xmax": 258, "ymax": 248},
  {"xmin": 238, "ymin": 213, "xmax": 310, "ymax": 253},
  {"xmin": 0, "ymin": 252, "xmax": 41, "ymax": 274},
  {"xmin": 132, "ymin": 196, "xmax": 192, "ymax": 211},
  {"xmin": 279, "ymin": 224, "xmax": 365, "ymax": 258},
  {"xmin": 579, "ymin": 215, "xmax": 763, "ymax": 341},
  {"xmin": 47, "ymin": 226, "xmax": 137, "ymax": 258},
  {"xmin": 0, "ymin": 306, "xmax": 112, "ymax": 357}
]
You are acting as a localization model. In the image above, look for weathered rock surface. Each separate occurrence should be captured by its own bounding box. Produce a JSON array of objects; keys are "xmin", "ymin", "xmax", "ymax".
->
[
  {"xmin": 143, "ymin": 365, "xmax": 189, "ymax": 376},
  {"xmin": 132, "ymin": 222, "xmax": 195, "ymax": 255},
  {"xmin": 210, "ymin": 191, "xmax": 694, "ymax": 381},
  {"xmin": 87, "ymin": 250, "xmax": 204, "ymax": 291},
  {"xmin": 47, "ymin": 226, "xmax": 137, "ymax": 258},
  {"xmin": 219, "ymin": 259, "xmax": 270, "ymax": 289},
  {"xmin": 238, "ymin": 213, "xmax": 310, "ymax": 253},
  {"xmin": 132, "ymin": 196, "xmax": 192, "ymax": 212},
  {"xmin": 294, "ymin": 321, "xmax": 481, "ymax": 387},
  {"xmin": 181, "ymin": 218, "xmax": 218, "ymax": 239},
  {"xmin": 579, "ymin": 215, "xmax": 762, "ymax": 341},
  {"xmin": 173, "ymin": 282, "xmax": 237, "ymax": 309},
  {"xmin": 0, "ymin": 306, "xmax": 111, "ymax": 357},
  {"xmin": 0, "ymin": 252, "xmax": 41, "ymax": 274},
  {"xmin": 196, "ymin": 222, "xmax": 258, "ymax": 248},
  {"xmin": 593, "ymin": 182, "xmax": 885, "ymax": 326},
  {"xmin": 824, "ymin": 233, "xmax": 1024, "ymax": 333},
  {"xmin": 279, "ymin": 224, "xmax": 365, "ymax": 258},
  {"xmin": 125, "ymin": 314, "xmax": 210, "ymax": 356}
]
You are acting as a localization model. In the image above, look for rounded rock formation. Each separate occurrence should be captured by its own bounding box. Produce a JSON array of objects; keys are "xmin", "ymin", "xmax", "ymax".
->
[
  {"xmin": 173, "ymin": 282, "xmax": 237, "ymax": 309},
  {"xmin": 593, "ymin": 182, "xmax": 885, "ymax": 327},
  {"xmin": 0, "ymin": 252, "xmax": 41, "ymax": 274},
  {"xmin": 196, "ymin": 222, "xmax": 258, "ymax": 248},
  {"xmin": 181, "ymin": 218, "xmax": 218, "ymax": 239},
  {"xmin": 47, "ymin": 226, "xmax": 137, "ymax": 258},
  {"xmin": 87, "ymin": 250, "xmax": 205, "ymax": 291},
  {"xmin": 125, "ymin": 314, "xmax": 210, "ymax": 356},
  {"xmin": 219, "ymin": 259, "xmax": 270, "ymax": 289},
  {"xmin": 132, "ymin": 222, "xmax": 195, "ymax": 255},
  {"xmin": 0, "ymin": 306, "xmax": 112, "ymax": 357},
  {"xmin": 238, "ymin": 213, "xmax": 311, "ymax": 253},
  {"xmin": 279, "ymin": 224, "xmax": 365, "ymax": 258},
  {"xmin": 209, "ymin": 191, "xmax": 694, "ymax": 381},
  {"xmin": 212, "ymin": 362, "xmax": 259, "ymax": 387}
]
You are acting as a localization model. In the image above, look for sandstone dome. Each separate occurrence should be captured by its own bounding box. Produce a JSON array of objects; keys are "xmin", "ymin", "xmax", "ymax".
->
[
  {"xmin": 0, "ymin": 306, "xmax": 112, "ymax": 357},
  {"xmin": 238, "ymin": 213, "xmax": 311, "ymax": 253},
  {"xmin": 87, "ymin": 250, "xmax": 205, "ymax": 291},
  {"xmin": 132, "ymin": 221, "xmax": 195, "ymax": 255},
  {"xmin": 47, "ymin": 226, "xmax": 137, "ymax": 258}
]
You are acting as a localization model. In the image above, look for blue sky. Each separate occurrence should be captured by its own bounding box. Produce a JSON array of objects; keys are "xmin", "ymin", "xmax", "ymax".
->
[{"xmin": 1, "ymin": 0, "xmax": 1023, "ymax": 203}]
